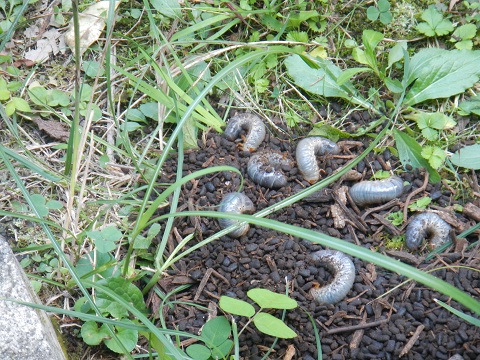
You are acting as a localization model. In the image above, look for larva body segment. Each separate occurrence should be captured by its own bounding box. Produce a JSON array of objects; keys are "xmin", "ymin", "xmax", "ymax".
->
[
  {"xmin": 224, "ymin": 113, "xmax": 266, "ymax": 152},
  {"xmin": 296, "ymin": 137, "xmax": 340, "ymax": 183},
  {"xmin": 309, "ymin": 250, "xmax": 356, "ymax": 305},
  {"xmin": 405, "ymin": 212, "xmax": 452, "ymax": 250},
  {"xmin": 247, "ymin": 151, "xmax": 293, "ymax": 189},
  {"xmin": 349, "ymin": 176, "xmax": 404, "ymax": 206},
  {"xmin": 218, "ymin": 192, "xmax": 255, "ymax": 238}
]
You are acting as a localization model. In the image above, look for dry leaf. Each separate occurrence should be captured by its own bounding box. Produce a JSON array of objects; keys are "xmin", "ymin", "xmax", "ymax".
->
[
  {"xmin": 64, "ymin": 1, "xmax": 120, "ymax": 56},
  {"xmin": 31, "ymin": 118, "xmax": 70, "ymax": 141},
  {"xmin": 24, "ymin": 28, "xmax": 65, "ymax": 63},
  {"xmin": 12, "ymin": 59, "xmax": 35, "ymax": 68}
]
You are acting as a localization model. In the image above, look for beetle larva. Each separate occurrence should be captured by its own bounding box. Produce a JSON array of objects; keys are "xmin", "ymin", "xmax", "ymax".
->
[
  {"xmin": 405, "ymin": 212, "xmax": 452, "ymax": 250},
  {"xmin": 349, "ymin": 176, "xmax": 404, "ymax": 206},
  {"xmin": 296, "ymin": 137, "xmax": 340, "ymax": 183},
  {"xmin": 218, "ymin": 192, "xmax": 255, "ymax": 238},
  {"xmin": 309, "ymin": 250, "xmax": 356, "ymax": 305},
  {"xmin": 247, "ymin": 151, "xmax": 293, "ymax": 189},
  {"xmin": 224, "ymin": 113, "xmax": 266, "ymax": 152}
]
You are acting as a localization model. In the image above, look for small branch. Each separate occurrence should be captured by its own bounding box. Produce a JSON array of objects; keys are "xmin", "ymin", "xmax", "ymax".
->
[
  {"xmin": 399, "ymin": 324, "xmax": 425, "ymax": 357},
  {"xmin": 326, "ymin": 317, "xmax": 388, "ymax": 335}
]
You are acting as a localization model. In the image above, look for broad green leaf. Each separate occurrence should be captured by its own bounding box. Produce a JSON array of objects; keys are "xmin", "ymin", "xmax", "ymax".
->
[
  {"xmin": 82, "ymin": 60, "xmax": 105, "ymax": 78},
  {"xmin": 362, "ymin": 30, "xmax": 383, "ymax": 73},
  {"xmin": 126, "ymin": 108, "xmax": 146, "ymax": 123},
  {"xmin": 139, "ymin": 102, "xmax": 158, "ymax": 119},
  {"xmin": 416, "ymin": 6, "xmax": 453, "ymax": 36},
  {"xmin": 104, "ymin": 321, "xmax": 138, "ymax": 354},
  {"xmin": 87, "ymin": 226, "xmax": 122, "ymax": 253},
  {"xmin": 186, "ymin": 344, "xmax": 211, "ymax": 360},
  {"xmin": 286, "ymin": 31, "xmax": 309, "ymax": 43},
  {"xmin": 201, "ymin": 316, "xmax": 231, "ymax": 346},
  {"xmin": 384, "ymin": 77, "xmax": 403, "ymax": 93},
  {"xmin": 262, "ymin": 14, "xmax": 283, "ymax": 32},
  {"xmin": 253, "ymin": 312, "xmax": 297, "ymax": 338},
  {"xmin": 247, "ymin": 288, "xmax": 297, "ymax": 309},
  {"xmin": 219, "ymin": 296, "xmax": 255, "ymax": 317},
  {"xmin": 28, "ymin": 86, "xmax": 49, "ymax": 105},
  {"xmin": 366, "ymin": 6, "xmax": 379, "ymax": 21},
  {"xmin": 211, "ymin": 339, "xmax": 233, "ymax": 358},
  {"xmin": 451, "ymin": 23, "xmax": 477, "ymax": 41},
  {"xmin": 287, "ymin": 10, "xmax": 321, "ymax": 28},
  {"xmin": 11, "ymin": 97, "xmax": 31, "ymax": 112},
  {"xmin": 455, "ymin": 40, "xmax": 473, "ymax": 50},
  {"xmin": 336, "ymin": 67, "xmax": 372, "ymax": 85},
  {"xmin": 404, "ymin": 49, "xmax": 480, "ymax": 106},
  {"xmin": 378, "ymin": 0, "xmax": 391, "ymax": 12},
  {"xmin": 48, "ymin": 90, "xmax": 70, "ymax": 107},
  {"xmin": 458, "ymin": 95, "xmax": 480, "ymax": 116},
  {"xmin": 124, "ymin": 121, "xmax": 143, "ymax": 132},
  {"xmin": 5, "ymin": 101, "xmax": 15, "ymax": 116},
  {"xmin": 388, "ymin": 41, "xmax": 407, "ymax": 68},
  {"xmin": 76, "ymin": 251, "xmax": 117, "ymax": 279},
  {"xmin": 0, "ymin": 89, "xmax": 10, "ymax": 100},
  {"xmin": 150, "ymin": 0, "xmax": 181, "ymax": 19},
  {"xmin": 450, "ymin": 144, "xmax": 480, "ymax": 169},
  {"xmin": 379, "ymin": 11, "xmax": 392, "ymax": 25},
  {"xmin": 45, "ymin": 199, "xmax": 63, "ymax": 210},
  {"xmin": 414, "ymin": 112, "xmax": 456, "ymax": 130},
  {"xmin": 421, "ymin": 128, "xmax": 438, "ymax": 141},
  {"xmin": 421, "ymin": 146, "xmax": 446, "ymax": 169},
  {"xmin": 96, "ymin": 277, "xmax": 147, "ymax": 312},
  {"xmin": 183, "ymin": 117, "xmax": 199, "ymax": 149},
  {"xmin": 409, "ymin": 197, "xmax": 432, "ymax": 211},
  {"xmin": 81, "ymin": 321, "xmax": 109, "ymax": 345},
  {"xmin": 284, "ymin": 54, "xmax": 371, "ymax": 110},
  {"xmin": 393, "ymin": 129, "xmax": 440, "ymax": 183},
  {"xmin": 352, "ymin": 47, "xmax": 368, "ymax": 65},
  {"xmin": 30, "ymin": 194, "xmax": 48, "ymax": 217}
]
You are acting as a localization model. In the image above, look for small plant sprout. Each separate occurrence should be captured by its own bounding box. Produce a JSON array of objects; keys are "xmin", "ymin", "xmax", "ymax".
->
[
  {"xmin": 386, "ymin": 211, "xmax": 404, "ymax": 226},
  {"xmin": 416, "ymin": 5, "xmax": 454, "ymax": 37},
  {"xmin": 408, "ymin": 197, "xmax": 432, "ymax": 211},
  {"xmin": 367, "ymin": 0, "xmax": 392, "ymax": 25},
  {"xmin": 220, "ymin": 288, "xmax": 298, "ymax": 339},
  {"xmin": 185, "ymin": 316, "xmax": 233, "ymax": 360},
  {"xmin": 450, "ymin": 23, "xmax": 477, "ymax": 50}
]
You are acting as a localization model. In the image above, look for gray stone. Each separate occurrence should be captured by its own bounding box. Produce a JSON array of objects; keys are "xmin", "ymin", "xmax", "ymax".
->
[{"xmin": 0, "ymin": 235, "xmax": 66, "ymax": 360}]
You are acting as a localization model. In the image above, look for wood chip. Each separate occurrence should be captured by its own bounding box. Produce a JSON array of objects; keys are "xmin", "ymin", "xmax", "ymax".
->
[
  {"xmin": 283, "ymin": 344, "xmax": 296, "ymax": 360},
  {"xmin": 463, "ymin": 203, "xmax": 480, "ymax": 222}
]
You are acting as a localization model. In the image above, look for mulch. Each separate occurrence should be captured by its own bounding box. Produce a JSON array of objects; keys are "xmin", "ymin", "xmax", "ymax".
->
[{"xmin": 150, "ymin": 109, "xmax": 480, "ymax": 359}]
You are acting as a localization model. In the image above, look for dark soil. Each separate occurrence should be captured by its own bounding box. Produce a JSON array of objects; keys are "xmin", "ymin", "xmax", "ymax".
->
[{"xmin": 150, "ymin": 109, "xmax": 480, "ymax": 359}]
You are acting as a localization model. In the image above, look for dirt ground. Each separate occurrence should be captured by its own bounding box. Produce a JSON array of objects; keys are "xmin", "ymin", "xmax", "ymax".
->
[{"xmin": 149, "ymin": 108, "xmax": 480, "ymax": 359}]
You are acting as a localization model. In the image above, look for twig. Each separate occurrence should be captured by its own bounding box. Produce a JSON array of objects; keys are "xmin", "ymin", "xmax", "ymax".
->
[
  {"xmin": 403, "ymin": 172, "xmax": 429, "ymax": 223},
  {"xmin": 399, "ymin": 324, "xmax": 425, "ymax": 357},
  {"xmin": 326, "ymin": 317, "xmax": 389, "ymax": 335}
]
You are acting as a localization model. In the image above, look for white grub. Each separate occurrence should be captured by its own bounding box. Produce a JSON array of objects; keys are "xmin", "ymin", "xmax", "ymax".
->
[
  {"xmin": 349, "ymin": 176, "xmax": 404, "ymax": 206},
  {"xmin": 218, "ymin": 192, "xmax": 255, "ymax": 238},
  {"xmin": 247, "ymin": 151, "xmax": 293, "ymax": 189},
  {"xmin": 296, "ymin": 137, "xmax": 340, "ymax": 183},
  {"xmin": 309, "ymin": 250, "xmax": 355, "ymax": 305},
  {"xmin": 405, "ymin": 212, "xmax": 452, "ymax": 250},
  {"xmin": 224, "ymin": 113, "xmax": 266, "ymax": 152}
]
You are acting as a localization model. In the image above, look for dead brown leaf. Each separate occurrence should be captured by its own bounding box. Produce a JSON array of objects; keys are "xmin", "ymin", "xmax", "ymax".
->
[{"xmin": 31, "ymin": 118, "xmax": 70, "ymax": 141}]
